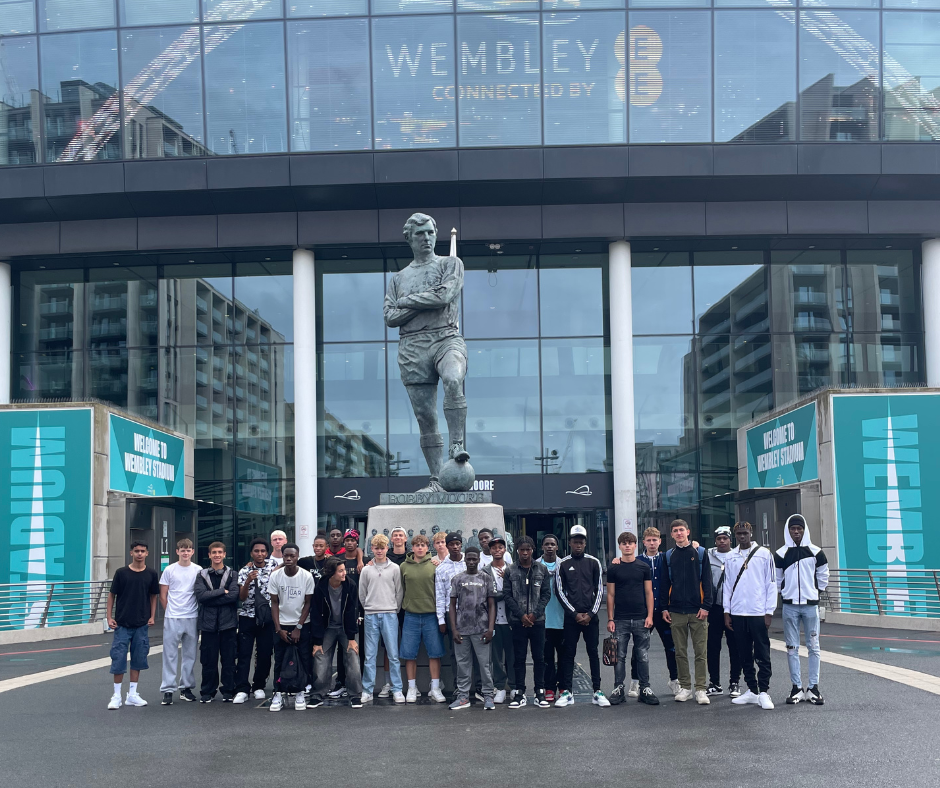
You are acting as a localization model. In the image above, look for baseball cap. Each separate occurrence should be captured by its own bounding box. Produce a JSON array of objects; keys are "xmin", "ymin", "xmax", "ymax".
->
[
  {"xmin": 343, "ymin": 529, "xmax": 360, "ymax": 541},
  {"xmin": 570, "ymin": 525, "xmax": 588, "ymax": 538},
  {"xmin": 445, "ymin": 531, "xmax": 463, "ymax": 544},
  {"xmin": 714, "ymin": 526, "xmax": 732, "ymax": 537},
  {"xmin": 489, "ymin": 532, "xmax": 506, "ymax": 546}
]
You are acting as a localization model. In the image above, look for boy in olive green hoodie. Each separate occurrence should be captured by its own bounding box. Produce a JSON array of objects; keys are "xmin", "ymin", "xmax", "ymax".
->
[{"xmin": 400, "ymin": 535, "xmax": 447, "ymax": 703}]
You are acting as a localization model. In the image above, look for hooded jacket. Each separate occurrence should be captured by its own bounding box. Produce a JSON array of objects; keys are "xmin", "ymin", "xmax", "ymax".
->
[
  {"xmin": 775, "ymin": 514, "xmax": 829, "ymax": 605},
  {"xmin": 400, "ymin": 553, "xmax": 437, "ymax": 614},
  {"xmin": 309, "ymin": 576, "xmax": 359, "ymax": 646}
]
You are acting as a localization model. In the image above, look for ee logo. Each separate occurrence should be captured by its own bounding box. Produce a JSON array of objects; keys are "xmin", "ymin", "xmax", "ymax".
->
[{"xmin": 614, "ymin": 25, "xmax": 664, "ymax": 106}]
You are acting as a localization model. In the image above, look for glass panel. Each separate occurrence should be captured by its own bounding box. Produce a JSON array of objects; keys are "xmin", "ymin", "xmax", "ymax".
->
[
  {"xmin": 850, "ymin": 333, "xmax": 924, "ymax": 387},
  {"xmin": 40, "ymin": 0, "xmax": 114, "ymax": 32},
  {"xmin": 631, "ymin": 252, "xmax": 692, "ymax": 334},
  {"xmin": 543, "ymin": 11, "xmax": 626, "ymax": 145},
  {"xmin": 87, "ymin": 266, "xmax": 160, "ymax": 348},
  {"xmin": 17, "ymin": 269, "xmax": 84, "ymax": 354},
  {"xmin": 14, "ymin": 351, "xmax": 82, "ymax": 400},
  {"xmin": 196, "ymin": 500, "xmax": 234, "ymax": 564},
  {"xmin": 773, "ymin": 333, "xmax": 846, "ymax": 409},
  {"xmin": 372, "ymin": 15, "xmax": 456, "ymax": 149},
  {"xmin": 715, "ymin": 10, "xmax": 796, "ymax": 142},
  {"xmin": 846, "ymin": 250, "xmax": 920, "ymax": 334},
  {"xmin": 159, "ymin": 264, "xmax": 233, "ymax": 347},
  {"xmin": 0, "ymin": 0, "xmax": 35, "ymax": 35},
  {"xmin": 119, "ymin": 0, "xmax": 200, "ymax": 25},
  {"xmin": 155, "ymin": 346, "xmax": 204, "ymax": 439},
  {"xmin": 630, "ymin": 0, "xmax": 708, "ymax": 7},
  {"xmin": 885, "ymin": 0, "xmax": 940, "ymax": 7},
  {"xmin": 633, "ymin": 335, "xmax": 694, "ymax": 458},
  {"xmin": 716, "ymin": 0, "xmax": 793, "ymax": 5},
  {"xmin": 234, "ymin": 261, "xmax": 293, "ymax": 343},
  {"xmin": 694, "ymin": 252, "xmax": 768, "ymax": 336},
  {"xmin": 373, "ymin": 0, "xmax": 453, "ymax": 13},
  {"xmin": 545, "ymin": 0, "xmax": 623, "ymax": 8},
  {"xmin": 41, "ymin": 30, "xmax": 122, "ymax": 163},
  {"xmin": 204, "ymin": 22, "xmax": 287, "ymax": 155},
  {"xmin": 463, "ymin": 257, "xmax": 539, "ymax": 339},
  {"xmin": 388, "ymin": 342, "xmax": 446, "ymax": 477},
  {"xmin": 799, "ymin": 11, "xmax": 879, "ymax": 142},
  {"xmin": 802, "ymin": 0, "xmax": 878, "ymax": 7},
  {"xmin": 319, "ymin": 263, "xmax": 386, "ymax": 342},
  {"xmin": 541, "ymin": 338, "xmax": 610, "ymax": 473},
  {"xmin": 237, "ymin": 344, "xmax": 294, "ymax": 480},
  {"xmin": 770, "ymin": 250, "xmax": 845, "ymax": 333},
  {"xmin": 884, "ymin": 12, "xmax": 940, "ymax": 140},
  {"xmin": 458, "ymin": 13, "xmax": 541, "ymax": 146},
  {"xmin": 121, "ymin": 26, "xmax": 207, "ymax": 159},
  {"xmin": 321, "ymin": 343, "xmax": 388, "ymax": 478},
  {"xmin": 629, "ymin": 11, "xmax": 712, "ymax": 143},
  {"xmin": 0, "ymin": 36, "xmax": 40, "ymax": 165},
  {"xmin": 288, "ymin": 19, "xmax": 372, "ymax": 152},
  {"xmin": 539, "ymin": 255, "xmax": 605, "ymax": 337},
  {"xmin": 203, "ymin": 0, "xmax": 283, "ymax": 21},
  {"xmin": 466, "ymin": 339, "xmax": 541, "ymax": 474},
  {"xmin": 459, "ymin": 0, "xmax": 538, "ymax": 9},
  {"xmin": 192, "ymin": 345, "xmax": 235, "ymax": 479},
  {"xmin": 288, "ymin": 0, "xmax": 368, "ymax": 15}
]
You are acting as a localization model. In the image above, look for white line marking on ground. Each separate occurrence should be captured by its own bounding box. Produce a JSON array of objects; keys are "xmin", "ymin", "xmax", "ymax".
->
[
  {"xmin": 0, "ymin": 646, "xmax": 164, "ymax": 695},
  {"xmin": 769, "ymin": 639, "xmax": 940, "ymax": 697}
]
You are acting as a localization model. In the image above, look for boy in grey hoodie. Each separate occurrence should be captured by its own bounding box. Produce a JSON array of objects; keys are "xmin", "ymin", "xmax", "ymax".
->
[{"xmin": 359, "ymin": 533, "xmax": 404, "ymax": 704}]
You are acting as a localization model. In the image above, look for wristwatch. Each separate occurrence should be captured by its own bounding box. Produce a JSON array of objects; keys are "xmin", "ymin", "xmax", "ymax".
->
[{"xmin": 296, "ymin": 623, "xmax": 303, "ymax": 630}]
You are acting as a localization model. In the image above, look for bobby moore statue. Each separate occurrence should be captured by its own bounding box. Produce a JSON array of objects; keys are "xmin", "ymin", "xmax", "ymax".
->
[{"xmin": 384, "ymin": 213, "xmax": 471, "ymax": 493}]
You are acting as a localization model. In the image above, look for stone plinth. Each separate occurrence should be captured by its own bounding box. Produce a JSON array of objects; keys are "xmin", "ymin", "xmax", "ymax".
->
[{"xmin": 366, "ymin": 502, "xmax": 504, "ymax": 543}]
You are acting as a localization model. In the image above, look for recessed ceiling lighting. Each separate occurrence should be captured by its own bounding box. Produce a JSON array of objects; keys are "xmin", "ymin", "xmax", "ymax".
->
[
  {"xmin": 809, "ymin": 245, "xmax": 815, "ymax": 249},
  {"xmin": 886, "ymin": 245, "xmax": 892, "ymax": 249},
  {"xmin": 575, "ymin": 249, "xmax": 581, "ymax": 253},
  {"xmin": 265, "ymin": 257, "xmax": 271, "ymax": 261},
  {"xmin": 188, "ymin": 260, "xmax": 195, "ymax": 263},
  {"xmin": 39, "ymin": 266, "xmax": 46, "ymax": 269},
  {"xmin": 113, "ymin": 262, "xmax": 120, "ymax": 266},
  {"xmin": 342, "ymin": 255, "xmax": 347, "ymax": 259},
  {"xmin": 732, "ymin": 247, "xmax": 738, "ymax": 250},
  {"xmin": 653, "ymin": 247, "xmax": 659, "ymax": 251}
]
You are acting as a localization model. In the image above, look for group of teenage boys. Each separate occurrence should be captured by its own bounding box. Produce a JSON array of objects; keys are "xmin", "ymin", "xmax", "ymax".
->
[{"xmin": 106, "ymin": 514, "xmax": 828, "ymax": 713}]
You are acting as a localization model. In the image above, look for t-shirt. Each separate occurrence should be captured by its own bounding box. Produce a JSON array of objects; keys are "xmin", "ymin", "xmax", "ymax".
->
[
  {"xmin": 159, "ymin": 562, "xmax": 200, "ymax": 618},
  {"xmin": 709, "ymin": 548, "xmax": 734, "ymax": 599},
  {"xmin": 539, "ymin": 559, "xmax": 564, "ymax": 629},
  {"xmin": 236, "ymin": 558, "xmax": 278, "ymax": 618},
  {"xmin": 110, "ymin": 566, "xmax": 160, "ymax": 629},
  {"xmin": 450, "ymin": 571, "xmax": 495, "ymax": 634},
  {"xmin": 388, "ymin": 549, "xmax": 408, "ymax": 566},
  {"xmin": 344, "ymin": 557, "xmax": 360, "ymax": 598},
  {"xmin": 271, "ymin": 555, "xmax": 284, "ymax": 567},
  {"xmin": 490, "ymin": 565, "xmax": 509, "ymax": 625},
  {"xmin": 268, "ymin": 567, "xmax": 315, "ymax": 626},
  {"xmin": 479, "ymin": 553, "xmax": 512, "ymax": 568},
  {"xmin": 298, "ymin": 555, "xmax": 329, "ymax": 585},
  {"xmin": 328, "ymin": 584, "xmax": 343, "ymax": 629},
  {"xmin": 606, "ymin": 559, "xmax": 652, "ymax": 620}
]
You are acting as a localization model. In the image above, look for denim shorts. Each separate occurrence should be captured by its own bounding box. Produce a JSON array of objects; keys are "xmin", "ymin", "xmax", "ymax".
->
[
  {"xmin": 109, "ymin": 625, "xmax": 150, "ymax": 674},
  {"xmin": 399, "ymin": 612, "xmax": 446, "ymax": 660}
]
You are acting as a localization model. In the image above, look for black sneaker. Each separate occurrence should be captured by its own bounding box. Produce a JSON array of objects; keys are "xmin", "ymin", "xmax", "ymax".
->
[
  {"xmin": 349, "ymin": 695, "xmax": 363, "ymax": 709},
  {"xmin": 785, "ymin": 685, "xmax": 804, "ymax": 705},
  {"xmin": 307, "ymin": 695, "xmax": 324, "ymax": 708},
  {"xmin": 199, "ymin": 696, "xmax": 213, "ymax": 704},
  {"xmin": 161, "ymin": 692, "xmax": 173, "ymax": 706},
  {"xmin": 221, "ymin": 695, "xmax": 234, "ymax": 703},
  {"xmin": 179, "ymin": 688, "xmax": 197, "ymax": 702},
  {"xmin": 638, "ymin": 687, "xmax": 660, "ymax": 706},
  {"xmin": 805, "ymin": 685, "xmax": 825, "ymax": 706},
  {"xmin": 728, "ymin": 683, "xmax": 741, "ymax": 698},
  {"xmin": 706, "ymin": 682, "xmax": 723, "ymax": 696},
  {"xmin": 608, "ymin": 684, "xmax": 626, "ymax": 706},
  {"xmin": 534, "ymin": 690, "xmax": 551, "ymax": 708},
  {"xmin": 474, "ymin": 691, "xmax": 485, "ymax": 702}
]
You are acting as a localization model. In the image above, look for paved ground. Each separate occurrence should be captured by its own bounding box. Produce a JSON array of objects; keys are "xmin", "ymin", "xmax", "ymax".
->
[{"xmin": 1, "ymin": 619, "xmax": 938, "ymax": 788}]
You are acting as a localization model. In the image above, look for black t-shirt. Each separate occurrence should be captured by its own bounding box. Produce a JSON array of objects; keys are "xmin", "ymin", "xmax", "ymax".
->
[
  {"xmin": 388, "ymin": 549, "xmax": 408, "ymax": 566},
  {"xmin": 110, "ymin": 566, "xmax": 160, "ymax": 628},
  {"xmin": 298, "ymin": 555, "xmax": 329, "ymax": 585},
  {"xmin": 606, "ymin": 559, "xmax": 652, "ymax": 620}
]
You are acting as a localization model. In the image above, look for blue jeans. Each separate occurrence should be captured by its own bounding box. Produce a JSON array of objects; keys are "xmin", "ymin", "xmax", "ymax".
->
[
  {"xmin": 400, "ymin": 612, "xmax": 446, "ymax": 660},
  {"xmin": 109, "ymin": 625, "xmax": 150, "ymax": 675},
  {"xmin": 614, "ymin": 619, "xmax": 651, "ymax": 689},
  {"xmin": 783, "ymin": 603, "xmax": 821, "ymax": 687},
  {"xmin": 363, "ymin": 612, "xmax": 403, "ymax": 694}
]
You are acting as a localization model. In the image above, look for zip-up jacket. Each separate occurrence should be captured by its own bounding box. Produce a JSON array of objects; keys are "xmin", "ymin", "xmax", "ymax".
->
[
  {"xmin": 722, "ymin": 543, "xmax": 778, "ymax": 617},
  {"xmin": 435, "ymin": 555, "xmax": 466, "ymax": 625},
  {"xmin": 502, "ymin": 562, "xmax": 551, "ymax": 625},
  {"xmin": 775, "ymin": 514, "xmax": 829, "ymax": 605},
  {"xmin": 193, "ymin": 567, "xmax": 240, "ymax": 632},
  {"xmin": 658, "ymin": 544, "xmax": 714, "ymax": 615},
  {"xmin": 556, "ymin": 553, "xmax": 604, "ymax": 620},
  {"xmin": 637, "ymin": 552, "xmax": 666, "ymax": 612},
  {"xmin": 309, "ymin": 576, "xmax": 359, "ymax": 645}
]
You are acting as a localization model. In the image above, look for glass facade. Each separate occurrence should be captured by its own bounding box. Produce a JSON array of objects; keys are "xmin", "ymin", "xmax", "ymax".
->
[{"xmin": 5, "ymin": 3, "xmax": 940, "ymax": 164}]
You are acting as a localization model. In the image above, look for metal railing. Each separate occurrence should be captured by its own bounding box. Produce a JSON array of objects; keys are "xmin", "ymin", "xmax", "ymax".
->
[
  {"xmin": 0, "ymin": 581, "xmax": 111, "ymax": 633},
  {"xmin": 823, "ymin": 569, "xmax": 940, "ymax": 619}
]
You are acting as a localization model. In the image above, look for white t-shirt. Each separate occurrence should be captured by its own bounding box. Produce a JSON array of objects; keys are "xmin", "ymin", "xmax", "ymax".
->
[
  {"xmin": 479, "ymin": 553, "xmax": 512, "ymax": 568},
  {"xmin": 268, "ymin": 567, "xmax": 315, "ymax": 626},
  {"xmin": 159, "ymin": 562, "xmax": 201, "ymax": 618},
  {"xmin": 271, "ymin": 555, "xmax": 284, "ymax": 567},
  {"xmin": 491, "ymin": 566, "xmax": 508, "ymax": 625}
]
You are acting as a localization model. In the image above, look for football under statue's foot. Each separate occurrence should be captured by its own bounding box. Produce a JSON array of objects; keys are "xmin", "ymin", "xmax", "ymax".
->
[
  {"xmin": 416, "ymin": 477, "xmax": 445, "ymax": 494},
  {"xmin": 450, "ymin": 443, "xmax": 470, "ymax": 463}
]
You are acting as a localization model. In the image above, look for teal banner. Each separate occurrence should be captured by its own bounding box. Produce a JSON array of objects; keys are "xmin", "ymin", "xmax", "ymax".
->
[
  {"xmin": 235, "ymin": 457, "xmax": 281, "ymax": 515},
  {"xmin": 745, "ymin": 402, "xmax": 818, "ymax": 489},
  {"xmin": 109, "ymin": 414, "xmax": 185, "ymax": 498},
  {"xmin": 833, "ymin": 394, "xmax": 940, "ymax": 616},
  {"xmin": 0, "ymin": 409, "xmax": 93, "ymax": 627}
]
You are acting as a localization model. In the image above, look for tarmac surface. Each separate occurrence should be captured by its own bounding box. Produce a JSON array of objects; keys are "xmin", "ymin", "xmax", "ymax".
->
[{"xmin": 1, "ymin": 618, "xmax": 938, "ymax": 788}]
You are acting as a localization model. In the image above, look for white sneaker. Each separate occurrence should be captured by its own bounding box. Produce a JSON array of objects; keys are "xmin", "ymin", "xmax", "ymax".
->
[
  {"xmin": 392, "ymin": 690, "xmax": 406, "ymax": 704},
  {"xmin": 494, "ymin": 689, "xmax": 507, "ymax": 704},
  {"xmin": 758, "ymin": 692, "xmax": 775, "ymax": 710},
  {"xmin": 627, "ymin": 680, "xmax": 640, "ymax": 698},
  {"xmin": 593, "ymin": 690, "xmax": 611, "ymax": 707},
  {"xmin": 694, "ymin": 690, "xmax": 710, "ymax": 705},
  {"xmin": 378, "ymin": 683, "xmax": 393, "ymax": 698},
  {"xmin": 554, "ymin": 690, "xmax": 574, "ymax": 707},
  {"xmin": 125, "ymin": 692, "xmax": 147, "ymax": 707},
  {"xmin": 107, "ymin": 693, "xmax": 122, "ymax": 710},
  {"xmin": 406, "ymin": 686, "xmax": 418, "ymax": 703},
  {"xmin": 732, "ymin": 690, "xmax": 760, "ymax": 705},
  {"xmin": 360, "ymin": 691, "xmax": 373, "ymax": 705},
  {"xmin": 269, "ymin": 692, "xmax": 283, "ymax": 712},
  {"xmin": 668, "ymin": 679, "xmax": 681, "ymax": 696},
  {"xmin": 429, "ymin": 687, "xmax": 446, "ymax": 703},
  {"xmin": 294, "ymin": 693, "xmax": 307, "ymax": 711},
  {"xmin": 675, "ymin": 688, "xmax": 694, "ymax": 702},
  {"xmin": 233, "ymin": 692, "xmax": 249, "ymax": 704},
  {"xmin": 253, "ymin": 689, "xmax": 266, "ymax": 700}
]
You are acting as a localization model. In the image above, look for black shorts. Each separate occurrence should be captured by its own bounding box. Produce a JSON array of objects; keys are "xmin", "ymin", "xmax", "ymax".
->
[{"xmin": 397, "ymin": 327, "xmax": 467, "ymax": 386}]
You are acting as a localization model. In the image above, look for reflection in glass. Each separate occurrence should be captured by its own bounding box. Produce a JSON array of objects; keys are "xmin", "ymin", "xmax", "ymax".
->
[
  {"xmin": 40, "ymin": 0, "xmax": 114, "ymax": 32},
  {"xmin": 204, "ymin": 22, "xmax": 287, "ymax": 155},
  {"xmin": 388, "ymin": 342, "xmax": 445, "ymax": 476},
  {"xmin": 539, "ymin": 257, "xmax": 605, "ymax": 337},
  {"xmin": 631, "ymin": 253, "xmax": 692, "ymax": 335},
  {"xmin": 372, "ymin": 15, "xmax": 456, "ymax": 149},
  {"xmin": 288, "ymin": 19, "xmax": 372, "ymax": 152},
  {"xmin": 693, "ymin": 253, "xmax": 767, "ymax": 335},
  {"xmin": 0, "ymin": 36, "xmax": 39, "ymax": 165},
  {"xmin": 466, "ymin": 340, "xmax": 541, "ymax": 474},
  {"xmin": 884, "ymin": 13, "xmax": 940, "ymax": 140},
  {"xmin": 234, "ymin": 261, "xmax": 293, "ymax": 343},
  {"xmin": 15, "ymin": 351, "xmax": 82, "ymax": 400},
  {"xmin": 463, "ymin": 257, "xmax": 538, "ymax": 338},
  {"xmin": 846, "ymin": 250, "xmax": 919, "ymax": 334},
  {"xmin": 119, "ymin": 0, "xmax": 199, "ymax": 26},
  {"xmin": 458, "ymin": 14, "xmax": 541, "ymax": 146},
  {"xmin": 159, "ymin": 265, "xmax": 233, "ymax": 347},
  {"xmin": 542, "ymin": 12, "xmax": 625, "ymax": 145},
  {"xmin": 541, "ymin": 338, "xmax": 610, "ymax": 473},
  {"xmin": 800, "ymin": 11, "xmax": 879, "ymax": 141},
  {"xmin": 320, "ymin": 343, "xmax": 388, "ymax": 478},
  {"xmin": 121, "ymin": 26, "xmax": 207, "ymax": 159},
  {"xmin": 629, "ymin": 11, "xmax": 711, "ymax": 143},
  {"xmin": 770, "ymin": 250, "xmax": 844, "ymax": 334},
  {"xmin": 237, "ymin": 344, "xmax": 293, "ymax": 479},
  {"xmin": 203, "ymin": 0, "xmax": 283, "ymax": 21},
  {"xmin": 288, "ymin": 0, "xmax": 368, "ymax": 15},
  {"xmin": 319, "ymin": 266, "xmax": 386, "ymax": 342},
  {"xmin": 17, "ymin": 269, "xmax": 84, "ymax": 355},
  {"xmin": 773, "ymin": 333, "xmax": 846, "ymax": 410},
  {"xmin": 373, "ymin": 0, "xmax": 453, "ymax": 12},
  {"xmin": 633, "ymin": 336, "xmax": 693, "ymax": 456},
  {"xmin": 715, "ymin": 11, "xmax": 796, "ymax": 142},
  {"xmin": 545, "ymin": 0, "xmax": 623, "ymax": 8},
  {"xmin": 0, "ymin": 0, "xmax": 34, "ymax": 36},
  {"xmin": 41, "ymin": 30, "xmax": 121, "ymax": 162},
  {"xmin": 850, "ymin": 333, "xmax": 924, "ymax": 387},
  {"xmin": 458, "ymin": 0, "xmax": 537, "ymax": 9},
  {"xmin": 630, "ymin": 0, "xmax": 707, "ymax": 7},
  {"xmin": 87, "ymin": 266, "xmax": 160, "ymax": 348}
]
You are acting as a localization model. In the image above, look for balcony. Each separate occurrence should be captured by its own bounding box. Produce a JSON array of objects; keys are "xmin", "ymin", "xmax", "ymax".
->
[
  {"xmin": 212, "ymin": 308, "xmax": 223, "ymax": 324},
  {"xmin": 881, "ymin": 316, "xmax": 901, "ymax": 331},
  {"xmin": 196, "ymin": 370, "xmax": 208, "ymax": 386},
  {"xmin": 196, "ymin": 320, "xmax": 209, "ymax": 337},
  {"xmin": 139, "ymin": 375, "xmax": 159, "ymax": 391},
  {"xmin": 196, "ymin": 395, "xmax": 208, "ymax": 409},
  {"xmin": 90, "ymin": 322, "xmax": 127, "ymax": 338},
  {"xmin": 212, "ymin": 402, "xmax": 223, "ymax": 417},
  {"xmin": 195, "ymin": 296, "xmax": 208, "ymax": 314},
  {"xmin": 792, "ymin": 316, "xmax": 832, "ymax": 332},
  {"xmin": 92, "ymin": 294, "xmax": 127, "ymax": 311},
  {"xmin": 880, "ymin": 292, "xmax": 900, "ymax": 306},
  {"xmin": 139, "ymin": 321, "xmax": 158, "ymax": 335},
  {"xmin": 793, "ymin": 291, "xmax": 828, "ymax": 305},
  {"xmin": 39, "ymin": 301, "xmax": 72, "ymax": 316},
  {"xmin": 797, "ymin": 347, "xmax": 830, "ymax": 364},
  {"xmin": 139, "ymin": 292, "xmax": 158, "ymax": 308},
  {"xmin": 39, "ymin": 326, "xmax": 73, "ymax": 341}
]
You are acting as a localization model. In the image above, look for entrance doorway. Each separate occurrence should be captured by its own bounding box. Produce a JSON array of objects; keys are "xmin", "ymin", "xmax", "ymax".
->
[{"xmin": 505, "ymin": 511, "xmax": 610, "ymax": 566}]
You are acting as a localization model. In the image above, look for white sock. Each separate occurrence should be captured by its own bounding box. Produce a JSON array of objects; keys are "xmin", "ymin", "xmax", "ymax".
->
[
  {"xmin": 408, "ymin": 679, "xmax": 416, "ymax": 690},
  {"xmin": 129, "ymin": 682, "xmax": 138, "ymax": 694},
  {"xmin": 113, "ymin": 682, "xmax": 122, "ymax": 695},
  {"xmin": 431, "ymin": 679, "xmax": 440, "ymax": 690}
]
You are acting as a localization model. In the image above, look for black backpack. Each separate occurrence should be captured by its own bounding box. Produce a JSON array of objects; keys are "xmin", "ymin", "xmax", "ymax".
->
[{"xmin": 276, "ymin": 643, "xmax": 308, "ymax": 694}]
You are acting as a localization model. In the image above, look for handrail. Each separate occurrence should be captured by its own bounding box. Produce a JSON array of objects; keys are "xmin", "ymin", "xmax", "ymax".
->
[
  {"xmin": 823, "ymin": 569, "xmax": 940, "ymax": 619},
  {"xmin": 0, "ymin": 580, "xmax": 112, "ymax": 632}
]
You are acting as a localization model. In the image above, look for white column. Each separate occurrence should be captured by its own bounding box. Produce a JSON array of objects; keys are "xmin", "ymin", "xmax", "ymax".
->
[
  {"xmin": 0, "ymin": 262, "xmax": 10, "ymax": 404},
  {"xmin": 924, "ymin": 239, "xmax": 940, "ymax": 387},
  {"xmin": 292, "ymin": 248, "xmax": 317, "ymax": 555},
  {"xmin": 608, "ymin": 241, "xmax": 637, "ymax": 537}
]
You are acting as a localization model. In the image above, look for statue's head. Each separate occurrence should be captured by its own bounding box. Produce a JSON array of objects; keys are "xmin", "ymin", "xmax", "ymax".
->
[{"xmin": 403, "ymin": 213, "xmax": 437, "ymax": 257}]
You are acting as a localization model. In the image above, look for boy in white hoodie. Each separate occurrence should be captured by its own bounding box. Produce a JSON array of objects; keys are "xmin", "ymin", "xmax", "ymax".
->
[{"xmin": 723, "ymin": 521, "xmax": 777, "ymax": 710}]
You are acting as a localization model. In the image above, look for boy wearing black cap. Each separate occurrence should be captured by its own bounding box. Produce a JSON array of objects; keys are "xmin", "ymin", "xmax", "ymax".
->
[
  {"xmin": 448, "ymin": 546, "xmax": 496, "ymax": 710},
  {"xmin": 707, "ymin": 525, "xmax": 741, "ymax": 697}
]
